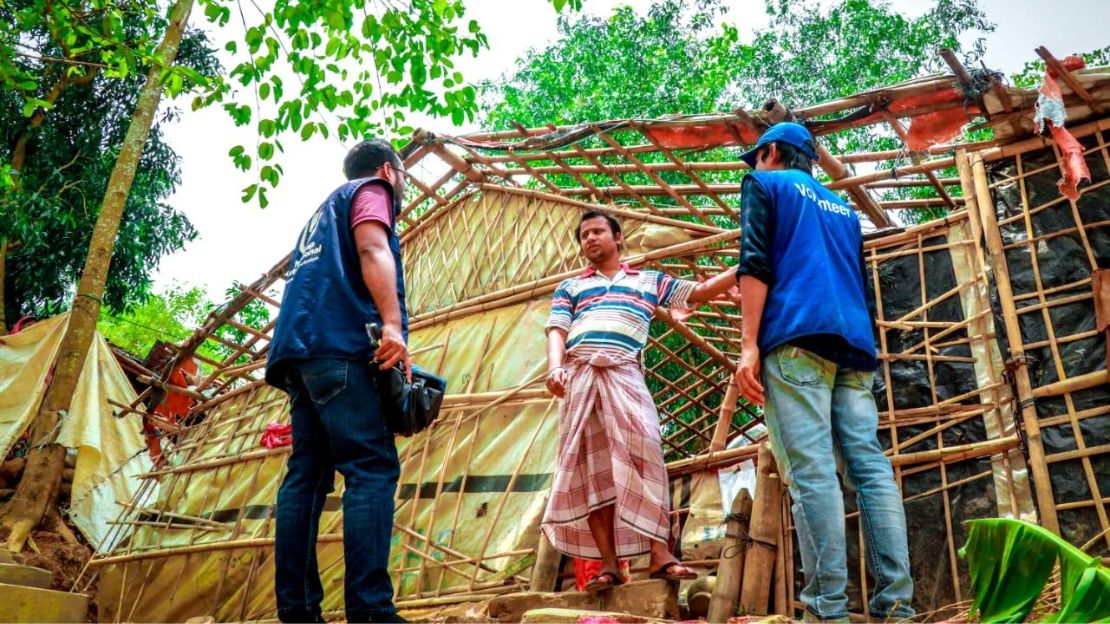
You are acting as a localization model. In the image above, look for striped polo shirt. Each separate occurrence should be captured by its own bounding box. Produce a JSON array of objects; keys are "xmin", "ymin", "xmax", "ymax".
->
[{"xmin": 546, "ymin": 263, "xmax": 697, "ymax": 356}]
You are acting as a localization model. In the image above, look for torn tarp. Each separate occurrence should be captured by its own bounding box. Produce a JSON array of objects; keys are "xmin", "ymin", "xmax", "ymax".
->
[{"xmin": 1034, "ymin": 55, "xmax": 1092, "ymax": 201}]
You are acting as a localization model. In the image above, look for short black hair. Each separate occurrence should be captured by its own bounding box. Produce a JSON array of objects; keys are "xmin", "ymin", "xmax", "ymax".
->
[
  {"xmin": 343, "ymin": 139, "xmax": 402, "ymax": 180},
  {"xmin": 577, "ymin": 210, "xmax": 622, "ymax": 241},
  {"xmin": 755, "ymin": 140, "xmax": 814, "ymax": 175}
]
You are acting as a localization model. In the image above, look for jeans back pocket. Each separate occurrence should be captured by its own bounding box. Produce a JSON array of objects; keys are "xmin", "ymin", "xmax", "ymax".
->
[
  {"xmin": 777, "ymin": 346, "xmax": 828, "ymax": 386},
  {"xmin": 300, "ymin": 360, "xmax": 349, "ymax": 406}
]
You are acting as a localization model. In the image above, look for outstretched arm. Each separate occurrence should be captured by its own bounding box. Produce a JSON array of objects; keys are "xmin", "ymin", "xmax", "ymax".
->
[{"xmin": 686, "ymin": 266, "xmax": 739, "ymax": 304}]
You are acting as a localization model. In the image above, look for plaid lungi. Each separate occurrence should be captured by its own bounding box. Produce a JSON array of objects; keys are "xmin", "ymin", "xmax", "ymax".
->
[{"xmin": 541, "ymin": 350, "xmax": 670, "ymax": 560}]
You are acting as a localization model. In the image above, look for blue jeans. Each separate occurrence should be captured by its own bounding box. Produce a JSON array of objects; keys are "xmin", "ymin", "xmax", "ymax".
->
[
  {"xmin": 762, "ymin": 345, "xmax": 914, "ymax": 620},
  {"xmin": 274, "ymin": 359, "xmax": 401, "ymax": 623}
]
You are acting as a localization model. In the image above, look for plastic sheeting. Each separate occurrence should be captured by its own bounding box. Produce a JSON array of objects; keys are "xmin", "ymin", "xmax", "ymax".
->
[
  {"xmin": 0, "ymin": 314, "xmax": 155, "ymax": 551},
  {"xmin": 988, "ymin": 139, "xmax": 1110, "ymax": 549}
]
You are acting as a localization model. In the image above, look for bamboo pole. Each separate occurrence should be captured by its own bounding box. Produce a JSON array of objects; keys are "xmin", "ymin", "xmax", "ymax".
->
[
  {"xmin": 1031, "ymin": 369, "xmax": 1110, "ymax": 398},
  {"xmin": 189, "ymin": 379, "xmax": 269, "ymax": 415},
  {"xmin": 654, "ymin": 307, "xmax": 737, "ymax": 373},
  {"xmin": 739, "ymin": 444, "xmax": 783, "ymax": 616},
  {"xmin": 707, "ymin": 488, "xmax": 753, "ymax": 623},
  {"xmin": 666, "ymin": 444, "xmax": 761, "ymax": 478},
  {"xmin": 829, "ymin": 157, "xmax": 957, "ymax": 190},
  {"xmin": 709, "ymin": 382, "xmax": 741, "ymax": 452},
  {"xmin": 814, "ymin": 143, "xmax": 891, "ymax": 227},
  {"xmin": 135, "ymin": 446, "xmax": 289, "ymax": 479},
  {"xmin": 970, "ymin": 151, "xmax": 1060, "ymax": 534},
  {"xmin": 135, "ymin": 374, "xmax": 207, "ymax": 401},
  {"xmin": 528, "ymin": 533, "xmax": 562, "ymax": 592},
  {"xmin": 773, "ymin": 508, "xmax": 788, "ymax": 616},
  {"xmin": 981, "ymin": 117, "xmax": 1110, "ymax": 162},
  {"xmin": 1036, "ymin": 46, "xmax": 1106, "ymax": 115}
]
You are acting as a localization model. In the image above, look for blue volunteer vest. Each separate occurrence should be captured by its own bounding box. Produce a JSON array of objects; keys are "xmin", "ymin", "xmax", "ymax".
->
[
  {"xmin": 748, "ymin": 169, "xmax": 875, "ymax": 358},
  {"xmin": 266, "ymin": 177, "xmax": 407, "ymax": 385}
]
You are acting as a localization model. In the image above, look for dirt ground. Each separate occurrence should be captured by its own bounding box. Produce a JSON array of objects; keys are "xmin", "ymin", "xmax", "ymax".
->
[{"xmin": 0, "ymin": 525, "xmax": 98, "ymax": 622}]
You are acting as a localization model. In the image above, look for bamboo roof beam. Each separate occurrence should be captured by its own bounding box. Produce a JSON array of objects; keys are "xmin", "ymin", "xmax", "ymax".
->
[
  {"xmin": 639, "ymin": 130, "xmax": 739, "ymax": 219},
  {"xmin": 159, "ymin": 255, "xmax": 290, "ymax": 386},
  {"xmin": 1036, "ymin": 46, "xmax": 1106, "ymax": 115},
  {"xmin": 653, "ymin": 307, "xmax": 737, "ymax": 373},
  {"xmin": 940, "ymin": 49, "xmax": 977, "ymax": 102},
  {"xmin": 566, "ymin": 141, "xmax": 668, "ymax": 216},
  {"xmin": 881, "ymin": 110, "xmax": 959, "ymax": 211},
  {"xmin": 477, "ymin": 184, "xmax": 724, "ymax": 235}
]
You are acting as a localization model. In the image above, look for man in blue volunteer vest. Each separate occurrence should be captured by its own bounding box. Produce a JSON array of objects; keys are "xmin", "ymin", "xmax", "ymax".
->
[
  {"xmin": 733, "ymin": 123, "xmax": 914, "ymax": 622},
  {"xmin": 266, "ymin": 139, "xmax": 410, "ymax": 623}
]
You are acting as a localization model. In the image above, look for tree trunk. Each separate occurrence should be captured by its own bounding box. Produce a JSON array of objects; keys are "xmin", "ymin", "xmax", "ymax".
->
[{"xmin": 0, "ymin": 0, "xmax": 195, "ymax": 553}]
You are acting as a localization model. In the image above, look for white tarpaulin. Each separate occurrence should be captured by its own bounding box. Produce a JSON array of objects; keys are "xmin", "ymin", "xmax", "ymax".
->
[{"xmin": 0, "ymin": 314, "xmax": 156, "ymax": 551}]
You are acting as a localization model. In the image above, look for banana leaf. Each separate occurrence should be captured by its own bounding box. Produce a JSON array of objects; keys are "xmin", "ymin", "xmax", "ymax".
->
[{"xmin": 959, "ymin": 518, "xmax": 1110, "ymax": 623}]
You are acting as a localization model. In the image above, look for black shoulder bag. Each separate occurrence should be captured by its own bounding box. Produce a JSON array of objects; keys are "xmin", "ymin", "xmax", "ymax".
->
[{"xmin": 366, "ymin": 323, "xmax": 446, "ymax": 436}]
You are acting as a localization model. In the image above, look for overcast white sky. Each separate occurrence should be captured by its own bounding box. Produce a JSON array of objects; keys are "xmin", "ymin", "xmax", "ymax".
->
[{"xmin": 153, "ymin": 0, "xmax": 1110, "ymax": 300}]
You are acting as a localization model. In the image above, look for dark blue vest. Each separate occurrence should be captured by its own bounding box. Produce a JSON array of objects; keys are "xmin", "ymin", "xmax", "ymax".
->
[
  {"xmin": 266, "ymin": 177, "xmax": 407, "ymax": 386},
  {"xmin": 748, "ymin": 169, "xmax": 875, "ymax": 358}
]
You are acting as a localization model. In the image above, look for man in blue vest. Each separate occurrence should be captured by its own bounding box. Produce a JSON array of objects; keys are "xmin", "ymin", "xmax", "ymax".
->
[
  {"xmin": 266, "ymin": 139, "xmax": 410, "ymax": 623},
  {"xmin": 733, "ymin": 123, "xmax": 914, "ymax": 622}
]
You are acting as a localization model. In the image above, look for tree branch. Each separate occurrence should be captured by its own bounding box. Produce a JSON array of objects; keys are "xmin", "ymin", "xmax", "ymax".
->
[{"xmin": 12, "ymin": 50, "xmax": 109, "ymax": 69}]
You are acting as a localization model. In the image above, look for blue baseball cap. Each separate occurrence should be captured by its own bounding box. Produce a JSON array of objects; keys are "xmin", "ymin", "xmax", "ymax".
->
[{"xmin": 739, "ymin": 122, "xmax": 820, "ymax": 168}]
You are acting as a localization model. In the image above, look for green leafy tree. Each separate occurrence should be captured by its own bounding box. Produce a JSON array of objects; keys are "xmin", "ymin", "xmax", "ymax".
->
[
  {"xmin": 191, "ymin": 0, "xmax": 579, "ymax": 207},
  {"xmin": 746, "ymin": 0, "xmax": 992, "ymax": 112},
  {"xmin": 482, "ymin": 0, "xmax": 748, "ymax": 128},
  {"xmin": 0, "ymin": 1, "xmax": 218, "ymax": 333},
  {"xmin": 1, "ymin": 26, "xmax": 220, "ymax": 329},
  {"xmin": 482, "ymin": 0, "xmax": 992, "ymax": 139},
  {"xmin": 97, "ymin": 284, "xmax": 213, "ymax": 358}
]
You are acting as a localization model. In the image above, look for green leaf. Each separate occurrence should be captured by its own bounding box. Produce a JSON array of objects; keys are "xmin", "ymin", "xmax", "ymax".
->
[
  {"xmin": 258, "ymin": 141, "xmax": 275, "ymax": 160},
  {"xmin": 959, "ymin": 519, "xmax": 1110, "ymax": 623},
  {"xmin": 21, "ymin": 98, "xmax": 51, "ymax": 117}
]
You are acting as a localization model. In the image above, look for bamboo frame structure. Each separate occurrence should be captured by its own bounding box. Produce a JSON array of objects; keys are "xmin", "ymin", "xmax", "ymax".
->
[{"xmin": 79, "ymin": 50, "xmax": 1110, "ymax": 622}]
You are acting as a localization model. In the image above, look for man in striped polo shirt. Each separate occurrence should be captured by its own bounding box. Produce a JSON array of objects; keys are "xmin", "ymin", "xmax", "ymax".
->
[{"xmin": 542, "ymin": 210, "xmax": 738, "ymax": 592}]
